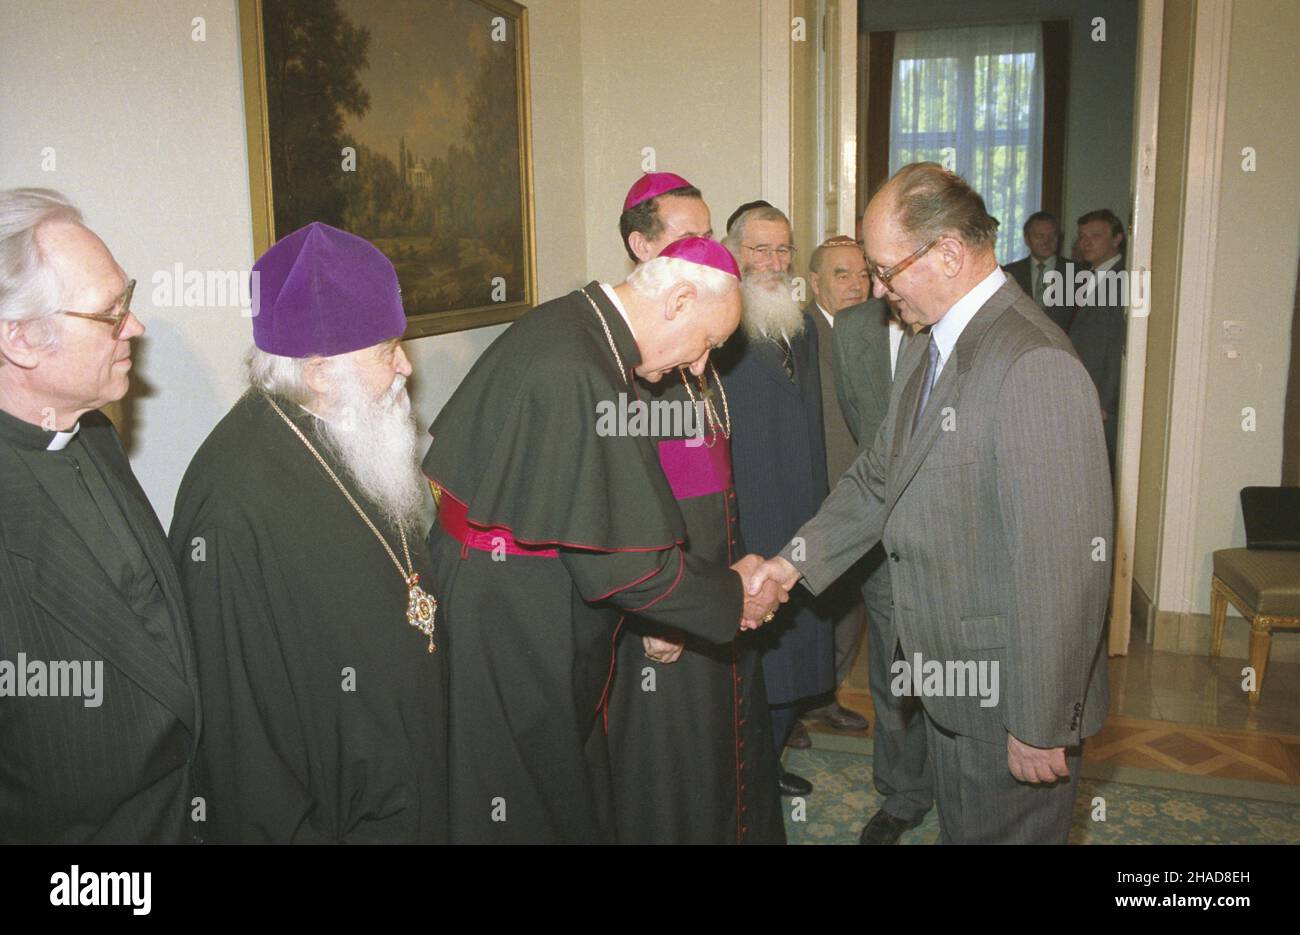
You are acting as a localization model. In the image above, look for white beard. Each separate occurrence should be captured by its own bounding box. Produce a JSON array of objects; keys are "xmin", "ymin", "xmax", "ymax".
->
[
  {"xmin": 740, "ymin": 270, "xmax": 805, "ymax": 343},
  {"xmin": 314, "ymin": 371, "xmax": 425, "ymax": 536}
]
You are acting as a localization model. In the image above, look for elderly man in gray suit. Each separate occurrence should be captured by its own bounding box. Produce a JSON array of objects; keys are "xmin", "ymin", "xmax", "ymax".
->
[
  {"xmin": 827, "ymin": 286, "xmax": 936, "ymax": 844},
  {"xmin": 747, "ymin": 163, "xmax": 1112, "ymax": 844},
  {"xmin": 801, "ymin": 235, "xmax": 873, "ymax": 738}
]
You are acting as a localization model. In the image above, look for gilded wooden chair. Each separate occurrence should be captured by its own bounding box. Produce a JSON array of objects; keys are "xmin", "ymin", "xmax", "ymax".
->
[{"xmin": 1209, "ymin": 487, "xmax": 1300, "ymax": 704}]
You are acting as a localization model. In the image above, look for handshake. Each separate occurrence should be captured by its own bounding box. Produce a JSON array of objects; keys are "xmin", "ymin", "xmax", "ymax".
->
[
  {"xmin": 641, "ymin": 554, "xmax": 802, "ymax": 665},
  {"xmin": 732, "ymin": 553, "xmax": 801, "ymax": 631}
]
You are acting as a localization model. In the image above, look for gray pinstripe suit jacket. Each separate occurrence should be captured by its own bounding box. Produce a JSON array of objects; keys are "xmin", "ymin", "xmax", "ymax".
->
[{"xmin": 780, "ymin": 279, "xmax": 1112, "ymax": 748}]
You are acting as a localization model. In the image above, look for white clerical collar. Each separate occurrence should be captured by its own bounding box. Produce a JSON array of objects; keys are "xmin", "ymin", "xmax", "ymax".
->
[
  {"xmin": 600, "ymin": 283, "xmax": 635, "ymax": 340},
  {"xmin": 816, "ymin": 303, "xmax": 835, "ymax": 329},
  {"xmin": 1093, "ymin": 253, "xmax": 1122, "ymax": 274},
  {"xmin": 46, "ymin": 422, "xmax": 81, "ymax": 451},
  {"xmin": 930, "ymin": 267, "xmax": 1006, "ymax": 371}
]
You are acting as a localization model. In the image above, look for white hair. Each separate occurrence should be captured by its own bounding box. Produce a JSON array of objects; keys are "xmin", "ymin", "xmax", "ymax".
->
[
  {"xmin": 0, "ymin": 187, "xmax": 84, "ymax": 353},
  {"xmin": 627, "ymin": 255, "xmax": 736, "ymax": 300},
  {"xmin": 246, "ymin": 345, "xmax": 316, "ymax": 404}
]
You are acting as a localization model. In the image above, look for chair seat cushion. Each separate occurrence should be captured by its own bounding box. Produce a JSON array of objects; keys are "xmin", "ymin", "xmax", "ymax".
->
[{"xmin": 1213, "ymin": 549, "xmax": 1300, "ymax": 617}]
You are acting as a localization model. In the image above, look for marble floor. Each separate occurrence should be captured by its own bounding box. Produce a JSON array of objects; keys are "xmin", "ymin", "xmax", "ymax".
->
[{"xmin": 810, "ymin": 622, "xmax": 1300, "ymax": 787}]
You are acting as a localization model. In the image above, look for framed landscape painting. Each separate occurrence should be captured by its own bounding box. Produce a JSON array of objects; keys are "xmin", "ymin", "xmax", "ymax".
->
[{"xmin": 239, "ymin": 0, "xmax": 537, "ymax": 336}]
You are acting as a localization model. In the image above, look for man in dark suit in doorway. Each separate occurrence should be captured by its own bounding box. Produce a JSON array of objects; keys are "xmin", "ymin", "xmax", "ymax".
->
[
  {"xmin": 1004, "ymin": 211, "xmax": 1074, "ymax": 331},
  {"xmin": 1069, "ymin": 209, "xmax": 1127, "ymax": 468}
]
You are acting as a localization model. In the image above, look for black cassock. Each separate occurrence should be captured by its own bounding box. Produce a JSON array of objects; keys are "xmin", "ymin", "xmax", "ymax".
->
[
  {"xmin": 605, "ymin": 374, "xmax": 784, "ymax": 844},
  {"xmin": 716, "ymin": 319, "xmax": 835, "ymax": 708},
  {"xmin": 423, "ymin": 283, "xmax": 744, "ymax": 843},
  {"xmin": 170, "ymin": 393, "xmax": 448, "ymax": 843}
]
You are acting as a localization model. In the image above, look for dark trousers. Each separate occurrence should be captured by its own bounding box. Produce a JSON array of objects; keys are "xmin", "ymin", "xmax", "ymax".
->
[
  {"xmin": 770, "ymin": 702, "xmax": 799, "ymax": 752},
  {"xmin": 863, "ymin": 554, "xmax": 933, "ymax": 823}
]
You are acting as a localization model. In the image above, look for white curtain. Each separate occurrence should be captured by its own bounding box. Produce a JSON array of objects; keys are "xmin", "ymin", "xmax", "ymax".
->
[{"xmin": 890, "ymin": 23, "xmax": 1045, "ymax": 265}]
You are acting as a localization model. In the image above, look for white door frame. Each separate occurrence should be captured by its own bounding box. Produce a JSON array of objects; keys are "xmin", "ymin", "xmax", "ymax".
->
[
  {"xmin": 1109, "ymin": 0, "xmax": 1166, "ymax": 654},
  {"xmin": 1151, "ymin": 0, "xmax": 1235, "ymax": 631}
]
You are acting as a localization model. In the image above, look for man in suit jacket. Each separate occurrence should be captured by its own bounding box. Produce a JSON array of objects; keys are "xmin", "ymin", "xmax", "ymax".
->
[
  {"xmin": 1071, "ymin": 209, "xmax": 1128, "ymax": 467},
  {"xmin": 0, "ymin": 188, "xmax": 201, "ymax": 843},
  {"xmin": 717, "ymin": 204, "xmax": 834, "ymax": 798},
  {"xmin": 829, "ymin": 293, "xmax": 936, "ymax": 844},
  {"xmin": 748, "ymin": 164, "xmax": 1112, "ymax": 844},
  {"xmin": 802, "ymin": 236, "xmax": 873, "ymax": 736},
  {"xmin": 1003, "ymin": 211, "xmax": 1074, "ymax": 331}
]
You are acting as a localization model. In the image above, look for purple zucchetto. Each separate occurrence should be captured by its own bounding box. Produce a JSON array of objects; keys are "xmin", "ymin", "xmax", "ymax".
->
[
  {"xmin": 622, "ymin": 172, "xmax": 695, "ymax": 213},
  {"xmin": 657, "ymin": 236, "xmax": 740, "ymax": 279},
  {"xmin": 252, "ymin": 221, "xmax": 406, "ymax": 358}
]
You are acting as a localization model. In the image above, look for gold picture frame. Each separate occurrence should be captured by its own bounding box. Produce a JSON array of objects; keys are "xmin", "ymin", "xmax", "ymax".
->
[{"xmin": 238, "ymin": 0, "xmax": 538, "ymax": 337}]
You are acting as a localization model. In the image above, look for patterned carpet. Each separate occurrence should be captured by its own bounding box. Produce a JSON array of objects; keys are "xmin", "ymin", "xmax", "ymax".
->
[{"xmin": 781, "ymin": 736, "xmax": 1300, "ymax": 844}]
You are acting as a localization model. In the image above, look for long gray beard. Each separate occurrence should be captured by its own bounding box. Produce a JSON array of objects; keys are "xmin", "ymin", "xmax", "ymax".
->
[
  {"xmin": 314, "ymin": 373, "xmax": 425, "ymax": 536},
  {"xmin": 740, "ymin": 270, "xmax": 805, "ymax": 343}
]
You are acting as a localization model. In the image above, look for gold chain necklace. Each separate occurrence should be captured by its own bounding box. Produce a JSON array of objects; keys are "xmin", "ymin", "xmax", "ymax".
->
[
  {"xmin": 680, "ymin": 361, "xmax": 731, "ymax": 443},
  {"xmin": 580, "ymin": 287, "xmax": 629, "ymax": 385},
  {"xmin": 263, "ymin": 394, "xmax": 438, "ymax": 653}
]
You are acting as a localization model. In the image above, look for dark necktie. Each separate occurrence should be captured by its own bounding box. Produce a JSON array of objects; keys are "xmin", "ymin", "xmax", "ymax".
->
[
  {"xmin": 1033, "ymin": 260, "xmax": 1046, "ymax": 305},
  {"xmin": 911, "ymin": 335, "xmax": 940, "ymax": 435},
  {"xmin": 775, "ymin": 335, "xmax": 795, "ymax": 381}
]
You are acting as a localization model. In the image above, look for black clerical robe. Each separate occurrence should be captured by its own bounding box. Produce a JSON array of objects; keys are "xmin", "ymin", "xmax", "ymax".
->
[
  {"xmin": 423, "ymin": 282, "xmax": 745, "ymax": 844},
  {"xmin": 0, "ymin": 409, "xmax": 200, "ymax": 844},
  {"xmin": 170, "ymin": 392, "xmax": 448, "ymax": 843},
  {"xmin": 605, "ymin": 375, "xmax": 784, "ymax": 844}
]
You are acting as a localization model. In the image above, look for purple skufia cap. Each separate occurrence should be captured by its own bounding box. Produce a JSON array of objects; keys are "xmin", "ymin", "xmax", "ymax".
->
[
  {"xmin": 252, "ymin": 221, "xmax": 406, "ymax": 358},
  {"xmin": 657, "ymin": 236, "xmax": 740, "ymax": 279},
  {"xmin": 622, "ymin": 172, "xmax": 694, "ymax": 213}
]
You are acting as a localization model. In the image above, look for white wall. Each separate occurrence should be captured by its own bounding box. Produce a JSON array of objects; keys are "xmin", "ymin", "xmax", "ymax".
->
[
  {"xmin": 1, "ymin": 0, "xmax": 259, "ymax": 528},
  {"xmin": 858, "ymin": 0, "xmax": 1139, "ymax": 237},
  {"xmin": 1184, "ymin": 0, "xmax": 1300, "ymax": 615},
  {"xmin": 578, "ymin": 0, "xmax": 768, "ymax": 282}
]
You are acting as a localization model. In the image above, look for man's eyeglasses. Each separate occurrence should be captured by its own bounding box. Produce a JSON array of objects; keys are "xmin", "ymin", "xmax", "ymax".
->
[
  {"xmin": 62, "ymin": 278, "xmax": 136, "ymax": 340},
  {"xmin": 870, "ymin": 238, "xmax": 939, "ymax": 290},
  {"xmin": 741, "ymin": 244, "xmax": 796, "ymax": 261}
]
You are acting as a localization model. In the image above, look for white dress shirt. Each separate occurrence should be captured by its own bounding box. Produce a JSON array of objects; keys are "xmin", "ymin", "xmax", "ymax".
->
[
  {"xmin": 929, "ymin": 267, "xmax": 1007, "ymax": 381},
  {"xmin": 888, "ymin": 320, "xmax": 906, "ymax": 379}
]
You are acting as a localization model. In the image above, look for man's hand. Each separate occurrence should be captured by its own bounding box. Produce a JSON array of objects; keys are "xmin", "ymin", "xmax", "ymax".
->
[
  {"xmin": 745, "ymin": 555, "xmax": 801, "ymax": 599},
  {"xmin": 730, "ymin": 554, "xmax": 790, "ymax": 630},
  {"xmin": 1007, "ymin": 733, "xmax": 1070, "ymax": 783},
  {"xmin": 643, "ymin": 631, "xmax": 685, "ymax": 664}
]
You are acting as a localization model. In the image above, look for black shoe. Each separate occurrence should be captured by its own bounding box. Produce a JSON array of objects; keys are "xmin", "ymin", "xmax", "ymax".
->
[
  {"xmin": 785, "ymin": 720, "xmax": 812, "ymax": 749},
  {"xmin": 820, "ymin": 703, "xmax": 869, "ymax": 732},
  {"xmin": 857, "ymin": 809, "xmax": 922, "ymax": 844},
  {"xmin": 778, "ymin": 769, "xmax": 813, "ymax": 797}
]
